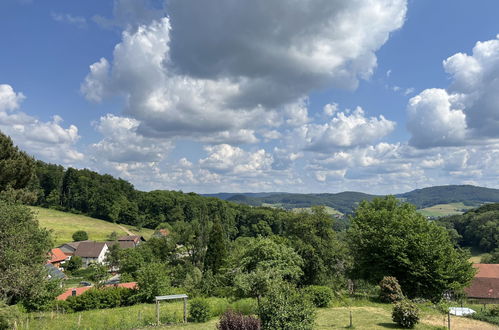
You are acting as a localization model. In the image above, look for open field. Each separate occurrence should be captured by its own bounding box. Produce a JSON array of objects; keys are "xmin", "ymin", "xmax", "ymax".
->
[
  {"xmin": 291, "ymin": 205, "xmax": 343, "ymax": 215},
  {"xmin": 417, "ymin": 202, "xmax": 473, "ymax": 218},
  {"xmin": 18, "ymin": 299, "xmax": 498, "ymax": 330},
  {"xmin": 29, "ymin": 206, "xmax": 154, "ymax": 246}
]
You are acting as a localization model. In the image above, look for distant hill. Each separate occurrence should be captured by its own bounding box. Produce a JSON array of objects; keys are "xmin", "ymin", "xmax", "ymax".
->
[
  {"xmin": 205, "ymin": 185, "xmax": 499, "ymax": 214},
  {"xmin": 397, "ymin": 185, "xmax": 499, "ymax": 208},
  {"xmin": 225, "ymin": 191, "xmax": 379, "ymax": 214}
]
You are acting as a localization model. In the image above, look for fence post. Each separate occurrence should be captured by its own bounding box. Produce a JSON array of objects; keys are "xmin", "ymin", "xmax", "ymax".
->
[
  {"xmin": 156, "ymin": 300, "xmax": 160, "ymax": 325},
  {"xmin": 447, "ymin": 310, "xmax": 451, "ymax": 329},
  {"xmin": 184, "ymin": 297, "xmax": 187, "ymax": 323},
  {"xmin": 349, "ymin": 310, "xmax": 352, "ymax": 328}
]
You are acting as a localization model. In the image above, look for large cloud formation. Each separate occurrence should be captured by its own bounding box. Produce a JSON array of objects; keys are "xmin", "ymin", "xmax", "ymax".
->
[
  {"xmin": 82, "ymin": 0, "xmax": 407, "ymax": 144},
  {"xmin": 408, "ymin": 35, "xmax": 499, "ymax": 148}
]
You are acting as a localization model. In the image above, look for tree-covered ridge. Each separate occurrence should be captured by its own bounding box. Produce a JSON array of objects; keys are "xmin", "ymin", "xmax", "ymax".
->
[
  {"xmin": 438, "ymin": 202, "xmax": 499, "ymax": 253},
  {"xmin": 398, "ymin": 184, "xmax": 499, "ymax": 208},
  {"xmin": 227, "ymin": 191, "xmax": 379, "ymax": 214}
]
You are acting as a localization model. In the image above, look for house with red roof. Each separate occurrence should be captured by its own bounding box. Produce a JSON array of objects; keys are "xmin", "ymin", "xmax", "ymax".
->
[
  {"xmin": 465, "ymin": 264, "xmax": 499, "ymax": 302},
  {"xmin": 47, "ymin": 248, "xmax": 69, "ymax": 268},
  {"xmin": 56, "ymin": 282, "xmax": 138, "ymax": 300}
]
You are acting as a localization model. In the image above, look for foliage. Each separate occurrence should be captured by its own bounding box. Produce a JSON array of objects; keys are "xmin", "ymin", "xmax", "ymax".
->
[
  {"xmin": 88, "ymin": 263, "xmax": 109, "ymax": 283},
  {"xmin": 439, "ymin": 203, "xmax": 499, "ymax": 252},
  {"xmin": 0, "ymin": 302, "xmax": 21, "ymax": 330},
  {"xmin": 283, "ymin": 206, "xmax": 350, "ymax": 286},
  {"xmin": 481, "ymin": 248, "xmax": 499, "ymax": 263},
  {"xmin": 379, "ymin": 276, "xmax": 404, "ymax": 303},
  {"xmin": 348, "ymin": 196, "xmax": 475, "ymax": 301},
  {"xmin": 471, "ymin": 305, "xmax": 499, "ymax": 326},
  {"xmin": 217, "ymin": 309, "xmax": 261, "ymax": 330},
  {"xmin": 0, "ymin": 201, "xmax": 53, "ymax": 307},
  {"xmin": 0, "ymin": 131, "xmax": 35, "ymax": 192},
  {"xmin": 258, "ymin": 281, "xmax": 315, "ymax": 330},
  {"xmin": 66, "ymin": 287, "xmax": 136, "ymax": 312},
  {"xmin": 105, "ymin": 242, "xmax": 121, "ymax": 269},
  {"xmin": 205, "ymin": 219, "xmax": 228, "ymax": 274},
  {"xmin": 66, "ymin": 256, "xmax": 82, "ymax": 272},
  {"xmin": 392, "ymin": 299, "xmax": 420, "ymax": 328},
  {"xmin": 226, "ymin": 237, "xmax": 303, "ymax": 299},
  {"xmin": 72, "ymin": 230, "xmax": 88, "ymax": 241},
  {"xmin": 136, "ymin": 263, "xmax": 171, "ymax": 302},
  {"xmin": 302, "ymin": 285, "xmax": 333, "ymax": 308},
  {"xmin": 189, "ymin": 298, "xmax": 211, "ymax": 323},
  {"xmin": 22, "ymin": 278, "xmax": 63, "ymax": 311}
]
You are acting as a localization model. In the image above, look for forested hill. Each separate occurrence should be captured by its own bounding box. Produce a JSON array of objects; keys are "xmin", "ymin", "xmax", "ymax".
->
[
  {"xmin": 397, "ymin": 185, "xmax": 499, "ymax": 208},
  {"xmin": 206, "ymin": 185, "xmax": 499, "ymax": 213},
  {"xmin": 225, "ymin": 192, "xmax": 379, "ymax": 214}
]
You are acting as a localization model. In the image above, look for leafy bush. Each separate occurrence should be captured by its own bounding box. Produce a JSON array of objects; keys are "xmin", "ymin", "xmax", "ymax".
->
[
  {"xmin": 303, "ymin": 285, "xmax": 333, "ymax": 307},
  {"xmin": 471, "ymin": 305, "xmax": 499, "ymax": 326},
  {"xmin": 189, "ymin": 298, "xmax": 211, "ymax": 323},
  {"xmin": 258, "ymin": 281, "xmax": 315, "ymax": 330},
  {"xmin": 392, "ymin": 300, "xmax": 420, "ymax": 328},
  {"xmin": 66, "ymin": 287, "xmax": 136, "ymax": 312},
  {"xmin": 0, "ymin": 302, "xmax": 21, "ymax": 330},
  {"xmin": 66, "ymin": 256, "xmax": 82, "ymax": 272},
  {"xmin": 72, "ymin": 230, "xmax": 88, "ymax": 241},
  {"xmin": 136, "ymin": 263, "xmax": 171, "ymax": 303},
  {"xmin": 217, "ymin": 309, "xmax": 261, "ymax": 330},
  {"xmin": 379, "ymin": 276, "xmax": 404, "ymax": 303},
  {"xmin": 230, "ymin": 298, "xmax": 258, "ymax": 315}
]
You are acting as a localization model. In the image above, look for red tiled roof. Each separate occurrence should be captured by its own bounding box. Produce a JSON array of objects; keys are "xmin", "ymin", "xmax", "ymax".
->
[
  {"xmin": 56, "ymin": 282, "xmax": 138, "ymax": 301},
  {"xmin": 473, "ymin": 264, "xmax": 499, "ymax": 278},
  {"xmin": 465, "ymin": 264, "xmax": 499, "ymax": 299},
  {"xmin": 48, "ymin": 248, "xmax": 68, "ymax": 264}
]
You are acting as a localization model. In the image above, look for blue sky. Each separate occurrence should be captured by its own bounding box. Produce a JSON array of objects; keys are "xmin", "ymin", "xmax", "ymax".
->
[{"xmin": 2, "ymin": 0, "xmax": 499, "ymax": 194}]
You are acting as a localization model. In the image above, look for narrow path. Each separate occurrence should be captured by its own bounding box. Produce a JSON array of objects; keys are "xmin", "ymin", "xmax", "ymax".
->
[{"xmin": 117, "ymin": 224, "xmax": 133, "ymax": 235}]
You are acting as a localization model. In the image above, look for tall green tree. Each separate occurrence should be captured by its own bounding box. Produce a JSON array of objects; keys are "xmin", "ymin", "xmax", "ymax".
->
[
  {"xmin": 348, "ymin": 196, "xmax": 475, "ymax": 301},
  {"xmin": 204, "ymin": 219, "xmax": 228, "ymax": 274},
  {"xmin": 0, "ymin": 131, "xmax": 35, "ymax": 195},
  {"xmin": 0, "ymin": 201, "xmax": 53, "ymax": 306}
]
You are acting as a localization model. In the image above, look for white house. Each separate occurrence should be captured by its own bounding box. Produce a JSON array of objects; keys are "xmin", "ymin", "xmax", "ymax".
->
[{"xmin": 73, "ymin": 241, "xmax": 109, "ymax": 267}]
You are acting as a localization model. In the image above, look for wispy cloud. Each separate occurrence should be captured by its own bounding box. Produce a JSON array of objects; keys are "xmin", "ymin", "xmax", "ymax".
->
[{"xmin": 51, "ymin": 12, "xmax": 87, "ymax": 28}]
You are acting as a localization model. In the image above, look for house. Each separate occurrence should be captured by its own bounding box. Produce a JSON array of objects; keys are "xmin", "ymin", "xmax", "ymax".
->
[
  {"xmin": 465, "ymin": 264, "xmax": 499, "ymax": 302},
  {"xmin": 153, "ymin": 228, "xmax": 170, "ymax": 238},
  {"xmin": 56, "ymin": 282, "xmax": 138, "ymax": 300},
  {"xmin": 47, "ymin": 248, "xmax": 69, "ymax": 268},
  {"xmin": 73, "ymin": 241, "xmax": 109, "ymax": 267},
  {"xmin": 44, "ymin": 263, "xmax": 67, "ymax": 280},
  {"xmin": 105, "ymin": 240, "xmax": 136, "ymax": 250},
  {"xmin": 59, "ymin": 241, "xmax": 88, "ymax": 256},
  {"xmin": 117, "ymin": 235, "xmax": 145, "ymax": 247}
]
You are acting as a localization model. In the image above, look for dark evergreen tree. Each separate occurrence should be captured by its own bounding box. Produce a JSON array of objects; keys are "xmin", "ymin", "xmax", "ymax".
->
[{"xmin": 204, "ymin": 219, "xmax": 228, "ymax": 274}]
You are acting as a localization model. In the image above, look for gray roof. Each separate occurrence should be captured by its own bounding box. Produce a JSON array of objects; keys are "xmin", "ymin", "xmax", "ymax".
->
[
  {"xmin": 45, "ymin": 263, "xmax": 67, "ymax": 280},
  {"xmin": 74, "ymin": 242, "xmax": 107, "ymax": 258},
  {"xmin": 105, "ymin": 240, "xmax": 135, "ymax": 249}
]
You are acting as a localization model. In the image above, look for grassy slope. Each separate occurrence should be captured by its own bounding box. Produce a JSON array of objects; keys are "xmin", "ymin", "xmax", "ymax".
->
[
  {"xmin": 417, "ymin": 202, "xmax": 473, "ymax": 218},
  {"xmin": 22, "ymin": 300, "xmax": 498, "ymax": 330},
  {"xmin": 30, "ymin": 206, "xmax": 154, "ymax": 246}
]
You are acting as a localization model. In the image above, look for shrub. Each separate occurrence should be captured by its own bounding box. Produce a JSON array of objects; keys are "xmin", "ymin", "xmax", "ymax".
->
[
  {"xmin": 72, "ymin": 230, "xmax": 88, "ymax": 241},
  {"xmin": 392, "ymin": 300, "xmax": 420, "ymax": 328},
  {"xmin": 303, "ymin": 285, "xmax": 333, "ymax": 307},
  {"xmin": 258, "ymin": 281, "xmax": 315, "ymax": 330},
  {"xmin": 66, "ymin": 287, "xmax": 136, "ymax": 312},
  {"xmin": 66, "ymin": 256, "xmax": 82, "ymax": 272},
  {"xmin": 189, "ymin": 298, "xmax": 211, "ymax": 323},
  {"xmin": 217, "ymin": 309, "xmax": 261, "ymax": 330},
  {"xmin": 136, "ymin": 263, "xmax": 171, "ymax": 303},
  {"xmin": 0, "ymin": 302, "xmax": 21, "ymax": 330},
  {"xmin": 230, "ymin": 298, "xmax": 258, "ymax": 315},
  {"xmin": 379, "ymin": 276, "xmax": 404, "ymax": 303}
]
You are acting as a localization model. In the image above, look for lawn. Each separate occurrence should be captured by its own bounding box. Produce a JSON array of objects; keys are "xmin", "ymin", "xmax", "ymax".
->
[
  {"xmin": 19, "ymin": 299, "xmax": 498, "ymax": 330},
  {"xmin": 30, "ymin": 206, "xmax": 154, "ymax": 246},
  {"xmin": 417, "ymin": 202, "xmax": 473, "ymax": 218}
]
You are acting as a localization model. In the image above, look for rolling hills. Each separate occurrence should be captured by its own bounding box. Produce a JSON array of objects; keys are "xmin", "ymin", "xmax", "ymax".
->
[{"xmin": 205, "ymin": 185, "xmax": 499, "ymax": 215}]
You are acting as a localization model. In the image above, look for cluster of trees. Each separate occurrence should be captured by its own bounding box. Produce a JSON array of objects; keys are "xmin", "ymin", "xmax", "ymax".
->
[{"xmin": 439, "ymin": 203, "xmax": 499, "ymax": 252}]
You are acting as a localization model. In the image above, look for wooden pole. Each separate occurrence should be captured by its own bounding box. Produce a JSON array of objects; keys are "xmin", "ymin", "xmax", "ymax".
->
[
  {"xmin": 183, "ymin": 297, "xmax": 187, "ymax": 323},
  {"xmin": 447, "ymin": 310, "xmax": 451, "ymax": 329},
  {"xmin": 156, "ymin": 300, "xmax": 160, "ymax": 325},
  {"xmin": 349, "ymin": 310, "xmax": 353, "ymax": 328}
]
